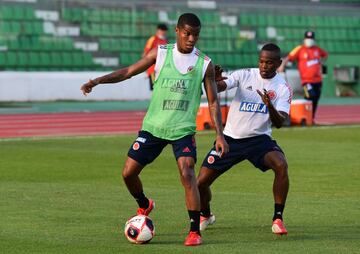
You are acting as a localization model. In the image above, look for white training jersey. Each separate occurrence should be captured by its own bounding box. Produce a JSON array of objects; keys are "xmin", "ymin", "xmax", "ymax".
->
[
  {"xmin": 224, "ymin": 68, "xmax": 293, "ymax": 139},
  {"xmin": 154, "ymin": 43, "xmax": 211, "ymax": 80}
]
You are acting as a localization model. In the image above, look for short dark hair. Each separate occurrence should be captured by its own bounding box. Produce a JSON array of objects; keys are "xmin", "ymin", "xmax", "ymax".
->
[
  {"xmin": 177, "ymin": 13, "xmax": 201, "ymax": 28},
  {"xmin": 261, "ymin": 43, "xmax": 281, "ymax": 57},
  {"xmin": 157, "ymin": 23, "xmax": 168, "ymax": 31}
]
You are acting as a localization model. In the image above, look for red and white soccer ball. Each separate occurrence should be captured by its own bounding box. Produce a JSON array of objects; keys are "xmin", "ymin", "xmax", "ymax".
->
[{"xmin": 124, "ymin": 215, "xmax": 155, "ymax": 244}]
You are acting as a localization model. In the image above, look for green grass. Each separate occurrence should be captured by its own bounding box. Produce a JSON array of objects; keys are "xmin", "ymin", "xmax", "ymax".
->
[{"xmin": 1, "ymin": 126, "xmax": 360, "ymax": 254}]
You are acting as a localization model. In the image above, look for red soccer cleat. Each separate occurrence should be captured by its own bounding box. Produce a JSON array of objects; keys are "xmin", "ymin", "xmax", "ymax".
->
[
  {"xmin": 184, "ymin": 231, "xmax": 202, "ymax": 246},
  {"xmin": 272, "ymin": 219, "xmax": 288, "ymax": 235},
  {"xmin": 136, "ymin": 199, "xmax": 155, "ymax": 216}
]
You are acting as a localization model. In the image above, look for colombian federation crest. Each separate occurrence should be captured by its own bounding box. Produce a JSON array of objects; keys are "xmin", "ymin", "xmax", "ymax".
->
[
  {"xmin": 132, "ymin": 142, "xmax": 140, "ymax": 150},
  {"xmin": 267, "ymin": 90, "xmax": 277, "ymax": 100},
  {"xmin": 207, "ymin": 155, "xmax": 215, "ymax": 164}
]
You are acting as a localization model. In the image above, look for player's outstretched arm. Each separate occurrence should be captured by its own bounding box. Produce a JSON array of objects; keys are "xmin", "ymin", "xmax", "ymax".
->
[
  {"xmin": 204, "ymin": 62, "xmax": 229, "ymax": 157},
  {"xmin": 81, "ymin": 48, "xmax": 157, "ymax": 95},
  {"xmin": 256, "ymin": 89, "xmax": 288, "ymax": 128}
]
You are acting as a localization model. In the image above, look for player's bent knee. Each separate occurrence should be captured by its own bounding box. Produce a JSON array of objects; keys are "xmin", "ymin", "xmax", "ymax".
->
[
  {"xmin": 122, "ymin": 165, "xmax": 139, "ymax": 180},
  {"xmin": 273, "ymin": 159, "xmax": 288, "ymax": 176},
  {"xmin": 179, "ymin": 167, "xmax": 196, "ymax": 186},
  {"xmin": 122, "ymin": 167, "xmax": 132, "ymax": 180}
]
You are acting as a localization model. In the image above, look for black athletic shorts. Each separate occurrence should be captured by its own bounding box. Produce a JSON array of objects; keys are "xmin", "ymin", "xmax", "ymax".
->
[
  {"xmin": 128, "ymin": 130, "xmax": 197, "ymax": 166},
  {"xmin": 201, "ymin": 134, "xmax": 284, "ymax": 172}
]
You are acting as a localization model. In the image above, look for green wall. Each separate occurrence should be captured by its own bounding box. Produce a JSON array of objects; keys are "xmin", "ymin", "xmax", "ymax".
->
[{"xmin": 322, "ymin": 54, "xmax": 360, "ymax": 97}]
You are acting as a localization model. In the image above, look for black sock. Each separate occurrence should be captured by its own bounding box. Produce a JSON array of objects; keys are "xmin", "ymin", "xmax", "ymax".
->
[
  {"xmin": 273, "ymin": 203, "xmax": 285, "ymax": 221},
  {"xmin": 200, "ymin": 206, "xmax": 211, "ymax": 217},
  {"xmin": 132, "ymin": 192, "xmax": 149, "ymax": 209},
  {"xmin": 188, "ymin": 210, "xmax": 200, "ymax": 233}
]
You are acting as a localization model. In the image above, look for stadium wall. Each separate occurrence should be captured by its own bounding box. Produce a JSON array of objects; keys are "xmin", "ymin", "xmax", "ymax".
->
[
  {"xmin": 0, "ymin": 71, "xmax": 239, "ymax": 101},
  {"xmin": 0, "ymin": 72, "xmax": 152, "ymax": 101}
]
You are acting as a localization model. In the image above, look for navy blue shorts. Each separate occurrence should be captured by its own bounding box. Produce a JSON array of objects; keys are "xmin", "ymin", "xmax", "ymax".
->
[
  {"xmin": 201, "ymin": 134, "xmax": 284, "ymax": 172},
  {"xmin": 128, "ymin": 131, "xmax": 197, "ymax": 166}
]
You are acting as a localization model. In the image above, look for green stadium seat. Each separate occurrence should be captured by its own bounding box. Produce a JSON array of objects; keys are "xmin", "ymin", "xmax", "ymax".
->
[
  {"xmin": 13, "ymin": 6, "xmax": 25, "ymax": 20},
  {"xmin": 83, "ymin": 52, "xmax": 94, "ymax": 67},
  {"xmin": 8, "ymin": 38, "xmax": 19, "ymax": 49},
  {"xmin": 0, "ymin": 6, "xmax": 13, "ymax": 20},
  {"xmin": 265, "ymin": 15, "xmax": 276, "ymax": 27},
  {"xmin": 0, "ymin": 52, "xmax": 6, "ymax": 67},
  {"xmin": 120, "ymin": 53, "xmax": 134, "ymax": 66},
  {"xmin": 72, "ymin": 52, "xmax": 83, "ymax": 67},
  {"xmin": 29, "ymin": 52, "xmax": 40, "ymax": 66},
  {"xmin": 39, "ymin": 52, "xmax": 51, "ymax": 66},
  {"xmin": 71, "ymin": 8, "xmax": 84, "ymax": 22},
  {"xmin": 100, "ymin": 39, "xmax": 110, "ymax": 51},
  {"xmin": 119, "ymin": 10, "xmax": 132, "ymax": 22},
  {"xmin": 224, "ymin": 54, "xmax": 235, "ymax": 67},
  {"xmin": 20, "ymin": 37, "xmax": 31, "ymax": 50},
  {"xmin": 257, "ymin": 15, "xmax": 267, "ymax": 27},
  {"xmin": 274, "ymin": 15, "xmax": 284, "ymax": 27},
  {"xmin": 88, "ymin": 9, "xmax": 102, "ymax": 22},
  {"xmin": 5, "ymin": 52, "xmax": 17, "ymax": 67},
  {"xmin": 147, "ymin": 12, "xmax": 158, "ymax": 23},
  {"xmin": 24, "ymin": 6, "xmax": 35, "ymax": 20},
  {"xmin": 61, "ymin": 52, "xmax": 72, "ymax": 67},
  {"xmin": 257, "ymin": 28, "xmax": 267, "ymax": 40},
  {"xmin": 100, "ymin": 9, "xmax": 112, "ymax": 23},
  {"xmin": 50, "ymin": 52, "xmax": 62, "ymax": 66},
  {"xmin": 17, "ymin": 52, "xmax": 29, "ymax": 67}
]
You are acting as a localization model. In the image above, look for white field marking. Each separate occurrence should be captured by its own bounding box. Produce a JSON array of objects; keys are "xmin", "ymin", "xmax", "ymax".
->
[
  {"xmin": 277, "ymin": 124, "xmax": 360, "ymax": 131},
  {"xmin": 196, "ymin": 124, "xmax": 360, "ymax": 135},
  {"xmin": 1, "ymin": 124, "xmax": 360, "ymax": 142},
  {"xmin": 0, "ymin": 133, "xmax": 136, "ymax": 142}
]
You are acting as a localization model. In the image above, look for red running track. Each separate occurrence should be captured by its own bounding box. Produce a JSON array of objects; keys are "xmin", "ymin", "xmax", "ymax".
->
[
  {"xmin": 0, "ymin": 111, "xmax": 146, "ymax": 138},
  {"xmin": 0, "ymin": 105, "xmax": 360, "ymax": 138},
  {"xmin": 315, "ymin": 105, "xmax": 360, "ymax": 125}
]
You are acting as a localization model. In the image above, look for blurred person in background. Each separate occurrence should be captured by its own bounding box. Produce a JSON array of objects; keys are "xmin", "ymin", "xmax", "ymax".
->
[
  {"xmin": 143, "ymin": 23, "xmax": 169, "ymax": 90},
  {"xmin": 278, "ymin": 31, "xmax": 328, "ymax": 122}
]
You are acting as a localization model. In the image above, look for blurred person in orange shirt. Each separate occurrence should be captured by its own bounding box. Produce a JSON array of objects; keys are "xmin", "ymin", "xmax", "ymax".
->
[
  {"xmin": 278, "ymin": 31, "xmax": 328, "ymax": 122},
  {"xmin": 143, "ymin": 23, "xmax": 169, "ymax": 90}
]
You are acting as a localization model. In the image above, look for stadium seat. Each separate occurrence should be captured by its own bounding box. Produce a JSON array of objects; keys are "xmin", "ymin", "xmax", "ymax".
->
[
  {"xmin": 28, "ymin": 52, "xmax": 40, "ymax": 67},
  {"xmin": 0, "ymin": 3, "xmax": 359, "ymax": 71},
  {"xmin": 5, "ymin": 52, "xmax": 17, "ymax": 67},
  {"xmin": 50, "ymin": 52, "xmax": 62, "ymax": 67}
]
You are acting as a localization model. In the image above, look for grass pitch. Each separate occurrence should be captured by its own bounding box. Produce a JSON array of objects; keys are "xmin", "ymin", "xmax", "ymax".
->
[{"xmin": 1, "ymin": 126, "xmax": 360, "ymax": 254}]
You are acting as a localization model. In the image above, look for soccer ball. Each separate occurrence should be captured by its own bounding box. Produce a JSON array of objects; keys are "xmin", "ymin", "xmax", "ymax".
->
[{"xmin": 124, "ymin": 215, "xmax": 155, "ymax": 244}]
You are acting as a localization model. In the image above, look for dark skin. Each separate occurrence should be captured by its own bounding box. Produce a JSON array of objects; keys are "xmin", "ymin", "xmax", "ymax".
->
[
  {"xmin": 197, "ymin": 50, "xmax": 289, "ymax": 218},
  {"xmin": 81, "ymin": 24, "xmax": 229, "ymax": 212}
]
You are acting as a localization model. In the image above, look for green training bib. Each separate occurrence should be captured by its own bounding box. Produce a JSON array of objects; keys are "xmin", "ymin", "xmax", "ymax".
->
[{"xmin": 142, "ymin": 44, "xmax": 205, "ymax": 140}]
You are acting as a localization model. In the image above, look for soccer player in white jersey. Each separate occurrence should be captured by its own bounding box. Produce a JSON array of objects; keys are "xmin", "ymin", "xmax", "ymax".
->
[{"xmin": 197, "ymin": 43, "xmax": 292, "ymax": 235}]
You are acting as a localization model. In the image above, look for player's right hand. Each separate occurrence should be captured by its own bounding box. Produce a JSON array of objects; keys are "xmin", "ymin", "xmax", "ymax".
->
[
  {"xmin": 215, "ymin": 135, "xmax": 229, "ymax": 158},
  {"xmin": 80, "ymin": 80, "xmax": 95, "ymax": 96},
  {"xmin": 214, "ymin": 65, "xmax": 227, "ymax": 82}
]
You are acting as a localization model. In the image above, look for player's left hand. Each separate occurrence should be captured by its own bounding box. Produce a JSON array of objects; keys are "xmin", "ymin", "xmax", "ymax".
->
[
  {"xmin": 257, "ymin": 89, "xmax": 271, "ymax": 107},
  {"xmin": 215, "ymin": 135, "xmax": 229, "ymax": 158}
]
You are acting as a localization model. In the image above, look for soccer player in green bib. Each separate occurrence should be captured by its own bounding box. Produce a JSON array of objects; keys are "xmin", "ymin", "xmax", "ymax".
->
[{"xmin": 81, "ymin": 13, "xmax": 229, "ymax": 246}]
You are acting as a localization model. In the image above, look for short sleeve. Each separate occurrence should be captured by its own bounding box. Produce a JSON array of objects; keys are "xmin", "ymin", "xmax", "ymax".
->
[
  {"xmin": 224, "ymin": 69, "xmax": 248, "ymax": 90},
  {"xmin": 320, "ymin": 47, "xmax": 328, "ymax": 58},
  {"xmin": 275, "ymin": 83, "xmax": 293, "ymax": 114},
  {"xmin": 287, "ymin": 45, "xmax": 302, "ymax": 62}
]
